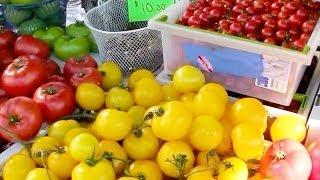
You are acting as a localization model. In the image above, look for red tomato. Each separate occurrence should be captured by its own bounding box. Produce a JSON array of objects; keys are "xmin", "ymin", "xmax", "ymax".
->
[
  {"xmin": 308, "ymin": 139, "xmax": 320, "ymax": 180},
  {"xmin": 14, "ymin": 35, "xmax": 50, "ymax": 59},
  {"xmin": 0, "ymin": 49, "xmax": 16, "ymax": 68},
  {"xmin": 33, "ymin": 82, "xmax": 75, "ymax": 122},
  {"xmin": 0, "ymin": 28, "xmax": 16, "ymax": 50},
  {"xmin": 0, "ymin": 97, "xmax": 43, "ymax": 141},
  {"xmin": 69, "ymin": 67, "xmax": 103, "ymax": 88},
  {"xmin": 1, "ymin": 56, "xmax": 47, "ymax": 97},
  {"xmin": 44, "ymin": 59, "xmax": 61, "ymax": 77},
  {"xmin": 260, "ymin": 139, "xmax": 312, "ymax": 180},
  {"xmin": 63, "ymin": 55, "xmax": 98, "ymax": 78},
  {"xmin": 47, "ymin": 75, "xmax": 70, "ymax": 85}
]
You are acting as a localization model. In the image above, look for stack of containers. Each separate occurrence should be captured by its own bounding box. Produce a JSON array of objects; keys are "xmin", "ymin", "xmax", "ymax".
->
[{"xmin": 149, "ymin": 0, "xmax": 320, "ymax": 106}]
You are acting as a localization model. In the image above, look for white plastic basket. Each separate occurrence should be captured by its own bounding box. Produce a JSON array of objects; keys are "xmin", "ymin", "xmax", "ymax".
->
[{"xmin": 84, "ymin": 0, "xmax": 163, "ymax": 76}]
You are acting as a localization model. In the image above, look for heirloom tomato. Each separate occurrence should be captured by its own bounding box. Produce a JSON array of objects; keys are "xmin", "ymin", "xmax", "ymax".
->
[
  {"xmin": 133, "ymin": 78, "xmax": 163, "ymax": 108},
  {"xmin": 173, "ymin": 65, "xmax": 205, "ymax": 93},
  {"xmin": 72, "ymin": 159, "xmax": 115, "ymax": 180},
  {"xmin": 128, "ymin": 69, "xmax": 155, "ymax": 89},
  {"xmin": 98, "ymin": 61, "xmax": 122, "ymax": 90},
  {"xmin": 218, "ymin": 157, "xmax": 248, "ymax": 180},
  {"xmin": 128, "ymin": 160, "xmax": 163, "ymax": 180},
  {"xmin": 105, "ymin": 87, "xmax": 134, "ymax": 111},
  {"xmin": 76, "ymin": 83, "xmax": 105, "ymax": 110},
  {"xmin": 69, "ymin": 67, "xmax": 103, "ymax": 88},
  {"xmin": 48, "ymin": 119, "xmax": 80, "ymax": 144},
  {"xmin": 69, "ymin": 133, "xmax": 99, "ymax": 161},
  {"xmin": 63, "ymin": 55, "xmax": 98, "ymax": 78},
  {"xmin": 3, "ymin": 154, "xmax": 36, "ymax": 180},
  {"xmin": 14, "ymin": 35, "xmax": 50, "ymax": 58}
]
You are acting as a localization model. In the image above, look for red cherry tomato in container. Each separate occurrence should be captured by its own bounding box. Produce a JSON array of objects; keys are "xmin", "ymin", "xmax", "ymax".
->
[
  {"xmin": 260, "ymin": 139, "xmax": 312, "ymax": 180},
  {"xmin": 33, "ymin": 82, "xmax": 75, "ymax": 122},
  {"xmin": 63, "ymin": 55, "xmax": 98, "ymax": 78},
  {"xmin": 1, "ymin": 56, "xmax": 47, "ymax": 97},
  {"xmin": 14, "ymin": 35, "xmax": 50, "ymax": 59},
  {"xmin": 69, "ymin": 67, "xmax": 103, "ymax": 88},
  {"xmin": 0, "ymin": 97, "xmax": 43, "ymax": 141}
]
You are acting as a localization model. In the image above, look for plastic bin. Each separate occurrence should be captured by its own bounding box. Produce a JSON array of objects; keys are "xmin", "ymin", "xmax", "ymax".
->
[{"xmin": 148, "ymin": 0, "xmax": 320, "ymax": 106}]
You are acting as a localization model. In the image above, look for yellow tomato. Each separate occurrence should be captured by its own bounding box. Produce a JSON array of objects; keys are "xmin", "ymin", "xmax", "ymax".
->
[
  {"xmin": 97, "ymin": 140, "xmax": 127, "ymax": 175},
  {"xmin": 199, "ymin": 83, "xmax": 228, "ymax": 103},
  {"xmin": 186, "ymin": 166, "xmax": 214, "ymax": 180},
  {"xmin": 128, "ymin": 69, "xmax": 155, "ymax": 89},
  {"xmin": 128, "ymin": 160, "xmax": 163, "ymax": 180},
  {"xmin": 105, "ymin": 87, "xmax": 134, "ymax": 111},
  {"xmin": 98, "ymin": 61, "xmax": 122, "ymax": 90},
  {"xmin": 18, "ymin": 147, "xmax": 31, "ymax": 157},
  {"xmin": 189, "ymin": 115, "xmax": 224, "ymax": 151},
  {"xmin": 270, "ymin": 114, "xmax": 307, "ymax": 142},
  {"xmin": 231, "ymin": 123, "xmax": 264, "ymax": 161},
  {"xmin": 133, "ymin": 78, "xmax": 163, "ymax": 108},
  {"xmin": 179, "ymin": 92, "xmax": 196, "ymax": 117},
  {"xmin": 72, "ymin": 159, "xmax": 115, "ymax": 180},
  {"xmin": 118, "ymin": 177, "xmax": 138, "ymax": 180},
  {"xmin": 162, "ymin": 83, "xmax": 181, "ymax": 101},
  {"xmin": 76, "ymin": 83, "xmax": 105, "ymax": 110},
  {"xmin": 151, "ymin": 101, "xmax": 192, "ymax": 141},
  {"xmin": 123, "ymin": 127, "xmax": 159, "ymax": 160},
  {"xmin": 47, "ymin": 147, "xmax": 78, "ymax": 179},
  {"xmin": 157, "ymin": 141, "xmax": 195, "ymax": 178},
  {"xmin": 64, "ymin": 127, "xmax": 91, "ymax": 146},
  {"xmin": 230, "ymin": 98, "xmax": 267, "ymax": 133},
  {"xmin": 26, "ymin": 168, "xmax": 59, "ymax": 180},
  {"xmin": 216, "ymin": 118, "xmax": 234, "ymax": 156},
  {"xmin": 93, "ymin": 109, "xmax": 133, "ymax": 141},
  {"xmin": 180, "ymin": 133, "xmax": 195, "ymax": 151},
  {"xmin": 48, "ymin": 119, "xmax": 80, "ymax": 144},
  {"xmin": 3, "ymin": 154, "xmax": 36, "ymax": 180},
  {"xmin": 31, "ymin": 136, "xmax": 60, "ymax": 166},
  {"xmin": 218, "ymin": 157, "xmax": 248, "ymax": 180},
  {"xmin": 196, "ymin": 150, "xmax": 220, "ymax": 175},
  {"xmin": 172, "ymin": 65, "xmax": 205, "ymax": 93},
  {"xmin": 194, "ymin": 90, "xmax": 226, "ymax": 120},
  {"xmin": 69, "ymin": 133, "xmax": 99, "ymax": 161},
  {"xmin": 128, "ymin": 106, "xmax": 146, "ymax": 124}
]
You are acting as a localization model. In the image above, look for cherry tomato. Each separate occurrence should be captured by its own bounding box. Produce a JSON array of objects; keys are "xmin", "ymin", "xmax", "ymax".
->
[
  {"xmin": 128, "ymin": 160, "xmax": 163, "ymax": 180},
  {"xmin": 76, "ymin": 83, "xmax": 105, "ymax": 110},
  {"xmin": 302, "ymin": 20, "xmax": 316, "ymax": 33},
  {"xmin": 218, "ymin": 19, "xmax": 231, "ymax": 32},
  {"xmin": 277, "ymin": 19, "xmax": 289, "ymax": 30},
  {"xmin": 63, "ymin": 55, "xmax": 98, "ymax": 78},
  {"xmin": 14, "ymin": 35, "xmax": 50, "ymax": 59},
  {"xmin": 26, "ymin": 168, "xmax": 59, "ymax": 180},
  {"xmin": 128, "ymin": 105, "xmax": 146, "ymax": 124},
  {"xmin": 64, "ymin": 127, "xmax": 91, "ymax": 146},
  {"xmin": 72, "ymin": 159, "xmax": 115, "ymax": 180},
  {"xmin": 3, "ymin": 154, "xmax": 36, "ymax": 180},
  {"xmin": 128, "ymin": 69, "xmax": 155, "ymax": 90},
  {"xmin": 264, "ymin": 37, "xmax": 277, "ymax": 45},
  {"xmin": 1, "ymin": 56, "xmax": 47, "ymax": 96},
  {"xmin": 251, "ymin": 15, "xmax": 263, "ymax": 25},
  {"xmin": 173, "ymin": 65, "xmax": 205, "ymax": 93},
  {"xmin": 218, "ymin": 157, "xmax": 248, "ymax": 180},
  {"xmin": 182, "ymin": 11, "xmax": 194, "ymax": 24},
  {"xmin": 48, "ymin": 119, "xmax": 80, "ymax": 144},
  {"xmin": 179, "ymin": 92, "xmax": 196, "ymax": 117},
  {"xmin": 229, "ymin": 22, "xmax": 243, "ymax": 35},
  {"xmin": 264, "ymin": 19, "xmax": 277, "ymax": 29},
  {"xmin": 196, "ymin": 150, "xmax": 220, "ymax": 174},
  {"xmin": 105, "ymin": 87, "xmax": 134, "ymax": 111},
  {"xmin": 162, "ymin": 83, "xmax": 181, "ymax": 101},
  {"xmin": 276, "ymin": 30, "xmax": 286, "ymax": 42},
  {"xmin": 133, "ymin": 78, "xmax": 163, "ymax": 108},
  {"xmin": 69, "ymin": 133, "xmax": 99, "ymax": 161},
  {"xmin": 296, "ymin": 8, "xmax": 307, "ymax": 20},
  {"xmin": 0, "ymin": 97, "xmax": 43, "ymax": 141},
  {"xmin": 98, "ymin": 61, "xmax": 123, "ymax": 90},
  {"xmin": 292, "ymin": 38, "xmax": 306, "ymax": 50},
  {"xmin": 69, "ymin": 67, "xmax": 103, "ymax": 88},
  {"xmin": 188, "ymin": 16, "xmax": 202, "ymax": 27},
  {"xmin": 244, "ymin": 21, "xmax": 259, "ymax": 34},
  {"xmin": 261, "ymin": 27, "xmax": 274, "ymax": 39}
]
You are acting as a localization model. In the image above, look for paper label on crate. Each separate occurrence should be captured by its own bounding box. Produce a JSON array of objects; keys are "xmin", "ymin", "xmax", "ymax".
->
[
  {"xmin": 127, "ymin": 0, "xmax": 181, "ymax": 22},
  {"xmin": 255, "ymin": 55, "xmax": 292, "ymax": 93}
]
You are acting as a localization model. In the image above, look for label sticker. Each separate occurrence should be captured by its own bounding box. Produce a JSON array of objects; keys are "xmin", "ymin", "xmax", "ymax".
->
[{"xmin": 255, "ymin": 55, "xmax": 292, "ymax": 93}]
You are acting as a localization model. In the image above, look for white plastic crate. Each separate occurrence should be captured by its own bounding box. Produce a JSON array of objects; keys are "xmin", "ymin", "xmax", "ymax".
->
[{"xmin": 148, "ymin": 0, "xmax": 320, "ymax": 106}]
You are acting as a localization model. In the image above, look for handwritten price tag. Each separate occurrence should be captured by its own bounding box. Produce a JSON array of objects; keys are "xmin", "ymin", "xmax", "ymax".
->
[{"xmin": 127, "ymin": 0, "xmax": 180, "ymax": 22}]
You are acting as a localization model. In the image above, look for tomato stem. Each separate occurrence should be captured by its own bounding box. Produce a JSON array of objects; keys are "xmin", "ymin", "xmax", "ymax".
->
[
  {"xmin": 60, "ymin": 109, "xmax": 97, "ymax": 122},
  {"xmin": 132, "ymin": 123, "xmax": 151, "ymax": 138},
  {"xmin": 8, "ymin": 114, "xmax": 20, "ymax": 124},
  {"xmin": 143, "ymin": 107, "xmax": 164, "ymax": 121},
  {"xmin": 74, "ymin": 57, "xmax": 84, "ymax": 63},
  {"xmin": 275, "ymin": 151, "xmax": 287, "ymax": 160},
  {"xmin": 42, "ymin": 87, "xmax": 57, "ymax": 95},
  {"xmin": 102, "ymin": 151, "xmax": 128, "ymax": 164},
  {"xmin": 100, "ymin": 70, "xmax": 106, "ymax": 76},
  {"xmin": 165, "ymin": 154, "xmax": 188, "ymax": 180}
]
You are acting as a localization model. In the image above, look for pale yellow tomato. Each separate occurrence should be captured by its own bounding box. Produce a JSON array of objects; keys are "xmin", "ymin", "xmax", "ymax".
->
[
  {"xmin": 64, "ymin": 127, "xmax": 91, "ymax": 146},
  {"xmin": 199, "ymin": 83, "xmax": 228, "ymax": 103},
  {"xmin": 69, "ymin": 133, "xmax": 99, "ymax": 161},
  {"xmin": 133, "ymin": 78, "xmax": 163, "ymax": 108},
  {"xmin": 72, "ymin": 159, "xmax": 115, "ymax": 180},
  {"xmin": 216, "ymin": 118, "xmax": 234, "ymax": 156},
  {"xmin": 162, "ymin": 83, "xmax": 181, "ymax": 101},
  {"xmin": 196, "ymin": 150, "xmax": 220, "ymax": 175},
  {"xmin": 151, "ymin": 101, "xmax": 192, "ymax": 141},
  {"xmin": 128, "ymin": 160, "xmax": 163, "ymax": 180},
  {"xmin": 97, "ymin": 140, "xmax": 127, "ymax": 175},
  {"xmin": 26, "ymin": 168, "xmax": 59, "ymax": 180},
  {"xmin": 47, "ymin": 147, "xmax": 78, "ymax": 179},
  {"xmin": 128, "ymin": 106, "xmax": 146, "ymax": 124},
  {"xmin": 157, "ymin": 141, "xmax": 195, "ymax": 178},
  {"xmin": 31, "ymin": 136, "xmax": 60, "ymax": 166},
  {"xmin": 186, "ymin": 166, "xmax": 214, "ymax": 180},
  {"xmin": 76, "ymin": 83, "xmax": 105, "ymax": 110},
  {"xmin": 218, "ymin": 157, "xmax": 248, "ymax": 180},
  {"xmin": 230, "ymin": 98, "xmax": 267, "ymax": 133},
  {"xmin": 18, "ymin": 147, "xmax": 31, "ymax": 157},
  {"xmin": 189, "ymin": 115, "xmax": 224, "ymax": 151},
  {"xmin": 3, "ymin": 154, "xmax": 36, "ymax": 180},
  {"xmin": 172, "ymin": 65, "xmax": 205, "ymax": 93},
  {"xmin": 98, "ymin": 61, "xmax": 123, "ymax": 90},
  {"xmin": 232, "ymin": 123, "xmax": 264, "ymax": 161},
  {"xmin": 93, "ymin": 109, "xmax": 133, "ymax": 141},
  {"xmin": 128, "ymin": 69, "xmax": 155, "ymax": 89},
  {"xmin": 105, "ymin": 87, "xmax": 134, "ymax": 111},
  {"xmin": 179, "ymin": 92, "xmax": 196, "ymax": 117},
  {"xmin": 123, "ymin": 127, "xmax": 159, "ymax": 160},
  {"xmin": 48, "ymin": 119, "xmax": 80, "ymax": 144},
  {"xmin": 194, "ymin": 90, "xmax": 226, "ymax": 120},
  {"xmin": 270, "ymin": 114, "xmax": 307, "ymax": 142}
]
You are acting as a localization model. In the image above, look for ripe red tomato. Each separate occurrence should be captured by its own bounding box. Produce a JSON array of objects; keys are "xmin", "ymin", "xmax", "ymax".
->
[
  {"xmin": 69, "ymin": 67, "xmax": 103, "ymax": 88},
  {"xmin": 1, "ymin": 56, "xmax": 47, "ymax": 97},
  {"xmin": 261, "ymin": 27, "xmax": 274, "ymax": 39},
  {"xmin": 264, "ymin": 37, "xmax": 277, "ymax": 45},
  {"xmin": 308, "ymin": 139, "xmax": 320, "ymax": 180},
  {"xmin": 275, "ymin": 30, "xmax": 286, "ymax": 42},
  {"xmin": 301, "ymin": 20, "xmax": 316, "ymax": 33},
  {"xmin": 218, "ymin": 19, "xmax": 231, "ymax": 32},
  {"xmin": 33, "ymin": 82, "xmax": 75, "ymax": 122},
  {"xmin": 244, "ymin": 21, "xmax": 259, "ymax": 34},
  {"xmin": 0, "ymin": 97, "xmax": 43, "ymax": 141},
  {"xmin": 63, "ymin": 55, "xmax": 98, "ymax": 78},
  {"xmin": 296, "ymin": 8, "xmax": 307, "ymax": 20},
  {"xmin": 188, "ymin": 16, "xmax": 201, "ymax": 27},
  {"xmin": 14, "ymin": 35, "xmax": 50, "ymax": 59},
  {"xmin": 47, "ymin": 75, "xmax": 70, "ymax": 85},
  {"xmin": 264, "ymin": 19, "xmax": 277, "ymax": 29},
  {"xmin": 229, "ymin": 22, "xmax": 242, "ymax": 35},
  {"xmin": 182, "ymin": 11, "xmax": 194, "ymax": 24},
  {"xmin": 210, "ymin": 8, "xmax": 224, "ymax": 22},
  {"xmin": 246, "ymin": 33, "xmax": 259, "ymax": 40},
  {"xmin": 44, "ymin": 59, "xmax": 61, "ymax": 78},
  {"xmin": 260, "ymin": 139, "xmax": 312, "ymax": 180},
  {"xmin": 292, "ymin": 38, "xmax": 306, "ymax": 50},
  {"xmin": 277, "ymin": 19, "xmax": 289, "ymax": 30},
  {"xmin": 271, "ymin": 2, "xmax": 283, "ymax": 11},
  {"xmin": 0, "ymin": 49, "xmax": 15, "ymax": 68},
  {"xmin": 251, "ymin": 15, "xmax": 263, "ymax": 25},
  {"xmin": 0, "ymin": 28, "xmax": 16, "ymax": 50}
]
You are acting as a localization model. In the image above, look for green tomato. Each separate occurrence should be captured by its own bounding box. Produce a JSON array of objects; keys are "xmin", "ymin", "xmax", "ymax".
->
[
  {"xmin": 33, "ymin": 27, "xmax": 64, "ymax": 48},
  {"xmin": 10, "ymin": 0, "xmax": 39, "ymax": 5},
  {"xmin": 53, "ymin": 36, "xmax": 90, "ymax": 61},
  {"xmin": 66, "ymin": 21, "xmax": 91, "ymax": 38}
]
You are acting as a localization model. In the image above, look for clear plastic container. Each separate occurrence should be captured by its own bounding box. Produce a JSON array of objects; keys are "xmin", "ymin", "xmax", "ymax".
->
[{"xmin": 148, "ymin": 0, "xmax": 320, "ymax": 106}]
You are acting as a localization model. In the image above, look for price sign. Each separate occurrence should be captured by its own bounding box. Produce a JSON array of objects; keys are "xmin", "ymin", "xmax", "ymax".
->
[{"xmin": 127, "ymin": 0, "xmax": 180, "ymax": 22}]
